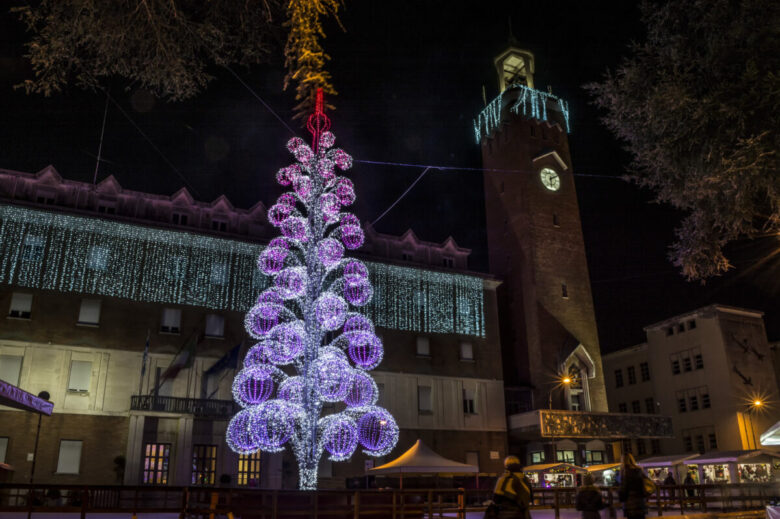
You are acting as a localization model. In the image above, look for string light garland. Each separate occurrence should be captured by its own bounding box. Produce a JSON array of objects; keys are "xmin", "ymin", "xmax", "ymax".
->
[
  {"xmin": 227, "ymin": 90, "xmax": 398, "ymax": 490},
  {"xmin": 0, "ymin": 206, "xmax": 485, "ymax": 337},
  {"xmin": 473, "ymin": 83, "xmax": 571, "ymax": 143}
]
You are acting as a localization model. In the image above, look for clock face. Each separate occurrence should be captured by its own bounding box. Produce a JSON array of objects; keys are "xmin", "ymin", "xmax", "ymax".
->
[{"xmin": 540, "ymin": 167, "xmax": 561, "ymax": 191}]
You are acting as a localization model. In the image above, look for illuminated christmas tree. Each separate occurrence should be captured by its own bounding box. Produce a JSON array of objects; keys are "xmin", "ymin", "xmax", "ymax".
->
[{"xmin": 227, "ymin": 90, "xmax": 398, "ymax": 490}]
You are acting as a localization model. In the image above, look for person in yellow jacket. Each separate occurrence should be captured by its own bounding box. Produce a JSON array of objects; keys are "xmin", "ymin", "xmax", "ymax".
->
[{"xmin": 490, "ymin": 455, "xmax": 533, "ymax": 519}]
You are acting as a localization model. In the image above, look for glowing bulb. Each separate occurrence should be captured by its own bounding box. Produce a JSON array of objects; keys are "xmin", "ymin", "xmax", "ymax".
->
[
  {"xmin": 753, "ymin": 400, "xmax": 763, "ymax": 407},
  {"xmin": 562, "ymin": 377, "xmax": 572, "ymax": 384}
]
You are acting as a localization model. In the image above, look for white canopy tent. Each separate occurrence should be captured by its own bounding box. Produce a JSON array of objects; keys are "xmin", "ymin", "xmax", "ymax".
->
[{"xmin": 367, "ymin": 439, "xmax": 478, "ymax": 488}]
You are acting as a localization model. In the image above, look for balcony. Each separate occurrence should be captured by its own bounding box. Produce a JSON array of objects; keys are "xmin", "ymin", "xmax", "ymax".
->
[
  {"xmin": 130, "ymin": 395, "xmax": 238, "ymax": 420},
  {"xmin": 509, "ymin": 409, "xmax": 673, "ymax": 440}
]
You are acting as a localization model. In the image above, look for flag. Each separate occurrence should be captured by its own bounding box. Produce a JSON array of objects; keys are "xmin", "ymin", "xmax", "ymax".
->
[
  {"xmin": 205, "ymin": 342, "xmax": 241, "ymax": 377},
  {"xmin": 160, "ymin": 332, "xmax": 200, "ymax": 382}
]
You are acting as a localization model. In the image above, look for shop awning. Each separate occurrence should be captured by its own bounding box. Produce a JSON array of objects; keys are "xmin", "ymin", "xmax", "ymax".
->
[
  {"xmin": 760, "ymin": 421, "xmax": 780, "ymax": 446},
  {"xmin": 686, "ymin": 450, "xmax": 780, "ymax": 464},
  {"xmin": 586, "ymin": 463, "xmax": 620, "ymax": 473},
  {"xmin": 368, "ymin": 439, "xmax": 478, "ymax": 475},
  {"xmin": 523, "ymin": 463, "xmax": 588, "ymax": 474},
  {"xmin": 0, "ymin": 380, "xmax": 53, "ymax": 415},
  {"xmin": 637, "ymin": 454, "xmax": 699, "ymax": 467}
]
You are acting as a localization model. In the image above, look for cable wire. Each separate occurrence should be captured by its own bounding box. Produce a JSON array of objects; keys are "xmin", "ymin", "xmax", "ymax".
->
[{"xmin": 371, "ymin": 167, "xmax": 433, "ymax": 225}]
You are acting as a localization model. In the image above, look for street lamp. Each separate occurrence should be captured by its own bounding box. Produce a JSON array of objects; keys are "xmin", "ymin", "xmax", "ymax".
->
[{"xmin": 548, "ymin": 375, "xmax": 572, "ymax": 465}]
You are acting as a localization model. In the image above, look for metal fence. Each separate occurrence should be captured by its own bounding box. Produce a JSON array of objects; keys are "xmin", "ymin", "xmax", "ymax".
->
[
  {"xmin": 0, "ymin": 483, "xmax": 777, "ymax": 518},
  {"xmin": 129, "ymin": 395, "xmax": 239, "ymax": 420}
]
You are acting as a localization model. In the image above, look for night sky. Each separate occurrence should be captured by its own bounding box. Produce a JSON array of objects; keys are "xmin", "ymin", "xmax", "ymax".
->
[{"xmin": 0, "ymin": 2, "xmax": 776, "ymax": 351}]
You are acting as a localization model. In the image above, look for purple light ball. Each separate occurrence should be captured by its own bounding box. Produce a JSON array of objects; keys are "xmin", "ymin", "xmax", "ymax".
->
[
  {"xmin": 286, "ymin": 137, "xmax": 305, "ymax": 153},
  {"xmin": 341, "ymin": 225, "xmax": 365, "ymax": 250},
  {"xmin": 245, "ymin": 302, "xmax": 281, "ymax": 339},
  {"xmin": 293, "ymin": 175, "xmax": 312, "ymax": 199},
  {"xmin": 315, "ymin": 293, "xmax": 348, "ymax": 331},
  {"xmin": 294, "ymin": 145, "xmax": 314, "ymax": 164},
  {"xmin": 278, "ymin": 376, "xmax": 304, "ymax": 404},
  {"xmin": 344, "ymin": 371, "xmax": 377, "ymax": 407},
  {"xmin": 340, "ymin": 214, "xmax": 359, "ymax": 227},
  {"xmin": 243, "ymin": 344, "xmax": 269, "ymax": 368},
  {"xmin": 316, "ymin": 355, "xmax": 352, "ymax": 401},
  {"xmin": 276, "ymin": 166, "xmax": 298, "ymax": 186},
  {"xmin": 343, "ymin": 315, "xmax": 373, "ymax": 334},
  {"xmin": 258, "ymin": 247, "xmax": 287, "ymax": 275},
  {"xmin": 357, "ymin": 408, "xmax": 397, "ymax": 452},
  {"xmin": 268, "ymin": 204, "xmax": 292, "ymax": 226},
  {"xmin": 274, "ymin": 268, "xmax": 307, "ymax": 299},
  {"xmin": 336, "ymin": 179, "xmax": 356, "ymax": 206},
  {"xmin": 320, "ymin": 193, "xmax": 341, "ymax": 218},
  {"xmin": 331, "ymin": 149, "xmax": 353, "ymax": 170},
  {"xmin": 317, "ymin": 238, "xmax": 344, "ymax": 267},
  {"xmin": 254, "ymin": 400, "xmax": 296, "ymax": 451},
  {"xmin": 281, "ymin": 217, "xmax": 307, "ymax": 241},
  {"xmin": 347, "ymin": 332, "xmax": 383, "ymax": 370},
  {"xmin": 266, "ymin": 323, "xmax": 305, "ymax": 364},
  {"xmin": 227, "ymin": 409, "xmax": 259, "ymax": 455},
  {"xmin": 319, "ymin": 131, "xmax": 336, "ymax": 149},
  {"xmin": 269, "ymin": 237, "xmax": 289, "ymax": 250},
  {"xmin": 322, "ymin": 417, "xmax": 358, "ymax": 461},
  {"xmin": 232, "ymin": 365, "xmax": 274, "ymax": 407},
  {"xmin": 343, "ymin": 260, "xmax": 369, "ymax": 282},
  {"xmin": 344, "ymin": 278, "xmax": 373, "ymax": 306},
  {"xmin": 317, "ymin": 158, "xmax": 335, "ymax": 180},
  {"xmin": 278, "ymin": 193, "xmax": 296, "ymax": 208}
]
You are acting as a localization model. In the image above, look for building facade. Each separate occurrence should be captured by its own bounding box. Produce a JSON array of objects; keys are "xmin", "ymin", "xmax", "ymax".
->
[
  {"xmin": 0, "ymin": 166, "xmax": 506, "ymax": 488},
  {"xmin": 474, "ymin": 44, "xmax": 671, "ymax": 465},
  {"xmin": 603, "ymin": 305, "xmax": 780, "ymax": 456}
]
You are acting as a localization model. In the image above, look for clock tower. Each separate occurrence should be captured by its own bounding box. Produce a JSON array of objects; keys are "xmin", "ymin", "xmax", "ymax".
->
[{"xmin": 477, "ymin": 45, "xmax": 607, "ymax": 414}]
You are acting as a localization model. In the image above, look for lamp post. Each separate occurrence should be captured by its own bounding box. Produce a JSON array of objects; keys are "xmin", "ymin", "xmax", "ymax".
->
[
  {"xmin": 29, "ymin": 391, "xmax": 50, "ymax": 485},
  {"xmin": 548, "ymin": 376, "xmax": 572, "ymax": 466}
]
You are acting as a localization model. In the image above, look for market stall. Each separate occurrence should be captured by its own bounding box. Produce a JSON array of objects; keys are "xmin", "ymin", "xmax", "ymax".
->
[
  {"xmin": 686, "ymin": 450, "xmax": 780, "ymax": 484},
  {"xmin": 523, "ymin": 463, "xmax": 587, "ymax": 488},
  {"xmin": 637, "ymin": 454, "xmax": 698, "ymax": 484},
  {"xmin": 585, "ymin": 463, "xmax": 620, "ymax": 486},
  {"xmin": 367, "ymin": 439, "xmax": 478, "ymax": 489}
]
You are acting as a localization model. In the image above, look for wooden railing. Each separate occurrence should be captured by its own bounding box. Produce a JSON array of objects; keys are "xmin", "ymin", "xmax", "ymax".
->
[
  {"xmin": 0, "ymin": 483, "xmax": 777, "ymax": 518},
  {"xmin": 129, "ymin": 394, "xmax": 238, "ymax": 419}
]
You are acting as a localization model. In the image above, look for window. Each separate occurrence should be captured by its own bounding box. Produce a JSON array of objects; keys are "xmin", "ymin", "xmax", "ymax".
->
[
  {"xmin": 442, "ymin": 256, "xmax": 454, "ymax": 268},
  {"xmin": 689, "ymin": 395, "xmax": 699, "ymax": 411},
  {"xmin": 9, "ymin": 292, "xmax": 32, "ymax": 319},
  {"xmin": 463, "ymin": 388, "xmax": 477, "ymax": 415},
  {"xmin": 77, "ymin": 299, "xmax": 102, "ymax": 325},
  {"xmin": 708, "ymin": 433, "xmax": 718, "ymax": 450},
  {"xmin": 695, "ymin": 435, "xmax": 705, "ymax": 453},
  {"xmin": 531, "ymin": 451, "xmax": 545, "ymax": 464},
  {"xmin": 636, "ymin": 439, "xmax": 646, "ymax": 456},
  {"xmin": 0, "ymin": 437, "xmax": 7, "ymax": 463},
  {"xmin": 67, "ymin": 360, "xmax": 92, "ymax": 392},
  {"xmin": 618, "ymin": 403, "xmax": 627, "ymax": 413},
  {"xmin": 683, "ymin": 436, "xmax": 693, "ymax": 452},
  {"xmin": 36, "ymin": 194, "xmax": 55, "ymax": 205},
  {"xmin": 205, "ymin": 314, "xmax": 225, "ymax": 338},
  {"xmin": 416, "ymin": 336, "xmax": 430, "ymax": 357},
  {"xmin": 466, "ymin": 451, "xmax": 479, "ymax": 470},
  {"xmin": 650, "ymin": 440, "xmax": 661, "ymax": 455},
  {"xmin": 631, "ymin": 400, "xmax": 641, "ymax": 414},
  {"xmin": 688, "ymin": 320, "xmax": 697, "ymax": 330},
  {"xmin": 418, "ymin": 385, "xmax": 432, "ymax": 413},
  {"xmin": 556, "ymin": 451, "xmax": 575, "ymax": 463},
  {"xmin": 97, "ymin": 204, "xmax": 116, "ymax": 214},
  {"xmin": 694, "ymin": 353, "xmax": 704, "ymax": 370},
  {"xmin": 172, "ymin": 212, "xmax": 188, "ymax": 226},
  {"xmin": 143, "ymin": 443, "xmax": 171, "ymax": 484},
  {"xmin": 627, "ymin": 366, "xmax": 637, "ymax": 385},
  {"xmin": 210, "ymin": 262, "xmax": 229, "ymax": 285},
  {"xmin": 459, "ymin": 342, "xmax": 474, "ymax": 361},
  {"xmin": 640, "ymin": 362, "xmax": 650, "ymax": 382},
  {"xmin": 56, "ymin": 440, "xmax": 82, "ymax": 474},
  {"xmin": 671, "ymin": 356, "xmax": 681, "ymax": 375},
  {"xmin": 211, "ymin": 219, "xmax": 228, "ymax": 232},
  {"xmin": 682, "ymin": 354, "xmax": 692, "ymax": 372},
  {"xmin": 585, "ymin": 451, "xmax": 604, "ymax": 464},
  {"xmin": 237, "ymin": 452, "xmax": 261, "ymax": 486},
  {"xmin": 401, "ymin": 252, "xmax": 413, "ymax": 262},
  {"xmin": 701, "ymin": 392, "xmax": 711, "ymax": 409},
  {"xmin": 0, "ymin": 355, "xmax": 23, "ymax": 386},
  {"xmin": 22, "ymin": 235, "xmax": 45, "ymax": 262},
  {"xmin": 192, "ymin": 444, "xmax": 218, "ymax": 485},
  {"xmin": 678, "ymin": 397, "xmax": 687, "ymax": 413},
  {"xmin": 530, "ymin": 125, "xmax": 536, "ymax": 137},
  {"xmin": 161, "ymin": 308, "xmax": 182, "ymax": 334},
  {"xmin": 169, "ymin": 255, "xmax": 188, "ymax": 280},
  {"xmin": 645, "ymin": 398, "xmax": 655, "ymax": 414},
  {"xmin": 86, "ymin": 245, "xmax": 110, "ymax": 270},
  {"xmin": 677, "ymin": 323, "xmax": 685, "ymax": 333},
  {"xmin": 561, "ymin": 283, "xmax": 568, "ymax": 299},
  {"xmin": 614, "ymin": 369, "xmax": 624, "ymax": 388},
  {"xmin": 666, "ymin": 327, "xmax": 674, "ymax": 336},
  {"xmin": 553, "ymin": 213, "xmax": 560, "ymax": 227}
]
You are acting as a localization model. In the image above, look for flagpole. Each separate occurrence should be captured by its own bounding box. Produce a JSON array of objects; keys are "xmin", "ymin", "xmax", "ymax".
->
[
  {"xmin": 151, "ymin": 329, "xmax": 196, "ymax": 396},
  {"xmin": 138, "ymin": 329, "xmax": 150, "ymax": 396}
]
